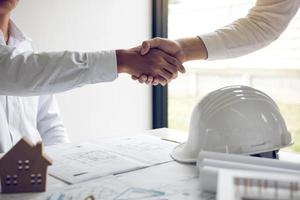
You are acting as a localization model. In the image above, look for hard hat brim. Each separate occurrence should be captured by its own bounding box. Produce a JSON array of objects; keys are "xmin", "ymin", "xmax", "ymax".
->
[
  {"xmin": 170, "ymin": 143, "xmax": 198, "ymax": 163},
  {"xmin": 170, "ymin": 140, "xmax": 294, "ymax": 164}
]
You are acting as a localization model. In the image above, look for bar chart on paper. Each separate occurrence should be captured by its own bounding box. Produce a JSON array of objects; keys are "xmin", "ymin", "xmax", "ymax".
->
[{"xmin": 234, "ymin": 177, "xmax": 299, "ymax": 200}]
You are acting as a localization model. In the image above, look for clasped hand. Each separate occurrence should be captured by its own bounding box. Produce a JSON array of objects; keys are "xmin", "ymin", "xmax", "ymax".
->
[{"xmin": 117, "ymin": 38, "xmax": 186, "ymax": 86}]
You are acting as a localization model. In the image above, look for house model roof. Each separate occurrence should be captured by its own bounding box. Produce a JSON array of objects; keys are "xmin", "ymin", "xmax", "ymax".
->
[{"xmin": 0, "ymin": 137, "xmax": 52, "ymax": 170}]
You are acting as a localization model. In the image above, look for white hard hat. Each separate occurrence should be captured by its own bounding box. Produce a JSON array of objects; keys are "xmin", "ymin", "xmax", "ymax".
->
[{"xmin": 170, "ymin": 85, "xmax": 293, "ymax": 163}]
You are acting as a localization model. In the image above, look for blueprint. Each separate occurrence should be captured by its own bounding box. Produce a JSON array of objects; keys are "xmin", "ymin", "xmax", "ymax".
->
[
  {"xmin": 97, "ymin": 135, "xmax": 177, "ymax": 165},
  {"xmin": 117, "ymin": 161, "xmax": 214, "ymax": 200},
  {"xmin": 45, "ymin": 135, "xmax": 176, "ymax": 184},
  {"xmin": 0, "ymin": 176, "xmax": 130, "ymax": 200},
  {"xmin": 46, "ymin": 143, "xmax": 146, "ymax": 184}
]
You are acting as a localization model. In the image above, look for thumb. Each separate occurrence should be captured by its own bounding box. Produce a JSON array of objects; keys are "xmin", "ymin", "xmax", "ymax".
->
[
  {"xmin": 140, "ymin": 38, "xmax": 161, "ymax": 55},
  {"xmin": 140, "ymin": 41, "xmax": 151, "ymax": 55}
]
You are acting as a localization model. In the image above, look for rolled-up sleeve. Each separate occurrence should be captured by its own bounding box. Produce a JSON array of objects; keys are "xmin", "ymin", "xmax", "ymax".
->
[
  {"xmin": 199, "ymin": 0, "xmax": 300, "ymax": 60},
  {"xmin": 0, "ymin": 46, "xmax": 118, "ymax": 96}
]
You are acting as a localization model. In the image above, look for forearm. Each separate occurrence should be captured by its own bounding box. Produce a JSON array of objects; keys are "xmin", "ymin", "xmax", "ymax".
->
[
  {"xmin": 116, "ymin": 49, "xmax": 133, "ymax": 73},
  {"xmin": 199, "ymin": 0, "xmax": 300, "ymax": 60},
  {"xmin": 176, "ymin": 37, "xmax": 208, "ymax": 62},
  {"xmin": 0, "ymin": 47, "xmax": 117, "ymax": 96}
]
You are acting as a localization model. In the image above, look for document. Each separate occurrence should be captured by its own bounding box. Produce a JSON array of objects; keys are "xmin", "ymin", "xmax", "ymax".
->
[
  {"xmin": 197, "ymin": 151, "xmax": 300, "ymax": 194},
  {"xmin": 98, "ymin": 135, "xmax": 177, "ymax": 165},
  {"xmin": 217, "ymin": 169, "xmax": 300, "ymax": 200},
  {"xmin": 42, "ymin": 176, "xmax": 132, "ymax": 200},
  {"xmin": 46, "ymin": 143, "xmax": 146, "ymax": 184},
  {"xmin": 1, "ymin": 175, "xmax": 192, "ymax": 200},
  {"xmin": 0, "ymin": 176, "xmax": 131, "ymax": 200},
  {"xmin": 46, "ymin": 135, "xmax": 177, "ymax": 184},
  {"xmin": 45, "ymin": 175, "xmax": 193, "ymax": 200},
  {"xmin": 118, "ymin": 162, "xmax": 208, "ymax": 200}
]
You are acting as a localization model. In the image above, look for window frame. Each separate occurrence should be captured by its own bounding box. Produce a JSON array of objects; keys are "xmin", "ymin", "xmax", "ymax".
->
[{"xmin": 152, "ymin": 0, "xmax": 169, "ymax": 129}]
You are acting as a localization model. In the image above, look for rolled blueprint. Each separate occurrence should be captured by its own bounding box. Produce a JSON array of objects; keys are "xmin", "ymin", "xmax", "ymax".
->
[
  {"xmin": 197, "ymin": 151, "xmax": 300, "ymax": 171},
  {"xmin": 199, "ymin": 158, "xmax": 300, "ymax": 175},
  {"xmin": 198, "ymin": 166, "xmax": 220, "ymax": 192}
]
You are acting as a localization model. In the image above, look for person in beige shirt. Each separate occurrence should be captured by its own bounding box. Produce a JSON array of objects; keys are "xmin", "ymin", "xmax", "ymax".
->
[{"xmin": 134, "ymin": 0, "xmax": 300, "ymax": 85}]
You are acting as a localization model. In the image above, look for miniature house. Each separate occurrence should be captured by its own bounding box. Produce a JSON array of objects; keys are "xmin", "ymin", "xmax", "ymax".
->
[{"xmin": 0, "ymin": 137, "xmax": 52, "ymax": 193}]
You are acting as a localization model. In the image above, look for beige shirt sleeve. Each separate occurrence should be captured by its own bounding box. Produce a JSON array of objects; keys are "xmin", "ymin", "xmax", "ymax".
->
[{"xmin": 199, "ymin": 0, "xmax": 300, "ymax": 60}]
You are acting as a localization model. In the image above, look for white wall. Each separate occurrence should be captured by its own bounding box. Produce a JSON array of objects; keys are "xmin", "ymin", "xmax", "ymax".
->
[{"xmin": 12, "ymin": 0, "xmax": 152, "ymax": 142}]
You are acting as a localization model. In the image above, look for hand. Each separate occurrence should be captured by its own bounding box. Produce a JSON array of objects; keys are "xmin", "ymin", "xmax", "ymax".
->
[
  {"xmin": 141, "ymin": 38, "xmax": 186, "ymax": 62},
  {"xmin": 133, "ymin": 37, "xmax": 208, "ymax": 85},
  {"xmin": 132, "ymin": 38, "xmax": 186, "ymax": 85},
  {"xmin": 116, "ymin": 47, "xmax": 184, "ymax": 86}
]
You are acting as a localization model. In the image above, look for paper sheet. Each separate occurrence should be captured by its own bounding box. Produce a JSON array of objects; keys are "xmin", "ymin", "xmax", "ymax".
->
[
  {"xmin": 146, "ymin": 128, "xmax": 188, "ymax": 143},
  {"xmin": 97, "ymin": 135, "xmax": 177, "ymax": 165},
  {"xmin": 118, "ymin": 161, "xmax": 212, "ymax": 200},
  {"xmin": 217, "ymin": 169, "xmax": 300, "ymax": 200},
  {"xmin": 46, "ymin": 143, "xmax": 146, "ymax": 184},
  {"xmin": 43, "ymin": 176, "xmax": 132, "ymax": 200},
  {"xmin": 198, "ymin": 151, "xmax": 300, "ymax": 194},
  {"xmin": 46, "ymin": 135, "xmax": 177, "ymax": 184},
  {"xmin": 2, "ymin": 174, "xmax": 199, "ymax": 200},
  {"xmin": 0, "ymin": 176, "xmax": 130, "ymax": 200}
]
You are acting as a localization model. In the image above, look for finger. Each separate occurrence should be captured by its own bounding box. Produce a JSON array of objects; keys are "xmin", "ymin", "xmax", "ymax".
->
[
  {"xmin": 152, "ymin": 76, "xmax": 166, "ymax": 86},
  {"xmin": 156, "ymin": 76, "xmax": 167, "ymax": 86},
  {"xmin": 157, "ymin": 69, "xmax": 173, "ymax": 82},
  {"xmin": 138, "ymin": 75, "xmax": 148, "ymax": 83},
  {"xmin": 153, "ymin": 77, "xmax": 160, "ymax": 86},
  {"xmin": 146, "ymin": 76, "xmax": 154, "ymax": 85},
  {"xmin": 163, "ymin": 64, "xmax": 178, "ymax": 79},
  {"xmin": 180, "ymin": 64, "xmax": 186, "ymax": 74},
  {"xmin": 141, "ymin": 38, "xmax": 161, "ymax": 55},
  {"xmin": 163, "ymin": 54, "xmax": 186, "ymax": 74},
  {"xmin": 158, "ymin": 77, "xmax": 167, "ymax": 86},
  {"xmin": 132, "ymin": 75, "xmax": 138, "ymax": 80}
]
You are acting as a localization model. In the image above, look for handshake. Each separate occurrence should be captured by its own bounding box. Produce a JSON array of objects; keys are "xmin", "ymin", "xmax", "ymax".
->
[{"xmin": 116, "ymin": 38, "xmax": 188, "ymax": 86}]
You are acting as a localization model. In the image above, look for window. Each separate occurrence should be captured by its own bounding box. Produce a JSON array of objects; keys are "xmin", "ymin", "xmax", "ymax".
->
[
  {"xmin": 168, "ymin": 0, "xmax": 300, "ymax": 153},
  {"xmin": 17, "ymin": 159, "xmax": 30, "ymax": 171},
  {"xmin": 5, "ymin": 174, "xmax": 18, "ymax": 186},
  {"xmin": 30, "ymin": 173, "xmax": 42, "ymax": 185}
]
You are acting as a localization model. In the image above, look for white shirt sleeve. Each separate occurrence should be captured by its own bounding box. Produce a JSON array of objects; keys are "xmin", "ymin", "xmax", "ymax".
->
[
  {"xmin": 199, "ymin": 0, "xmax": 300, "ymax": 60},
  {"xmin": 37, "ymin": 95, "xmax": 69, "ymax": 146},
  {"xmin": 0, "ymin": 46, "xmax": 117, "ymax": 96}
]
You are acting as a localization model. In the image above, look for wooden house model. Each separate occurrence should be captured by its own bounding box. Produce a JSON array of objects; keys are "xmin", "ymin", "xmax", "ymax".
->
[{"xmin": 0, "ymin": 137, "xmax": 52, "ymax": 193}]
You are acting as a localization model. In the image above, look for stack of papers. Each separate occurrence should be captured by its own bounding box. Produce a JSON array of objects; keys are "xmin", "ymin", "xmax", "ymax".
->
[
  {"xmin": 197, "ymin": 151, "xmax": 300, "ymax": 200},
  {"xmin": 46, "ymin": 135, "xmax": 177, "ymax": 184},
  {"xmin": 217, "ymin": 169, "xmax": 300, "ymax": 200}
]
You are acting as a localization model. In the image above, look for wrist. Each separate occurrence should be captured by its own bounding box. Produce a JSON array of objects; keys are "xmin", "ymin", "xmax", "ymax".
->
[
  {"xmin": 116, "ymin": 49, "xmax": 129, "ymax": 73},
  {"xmin": 176, "ymin": 37, "xmax": 208, "ymax": 62}
]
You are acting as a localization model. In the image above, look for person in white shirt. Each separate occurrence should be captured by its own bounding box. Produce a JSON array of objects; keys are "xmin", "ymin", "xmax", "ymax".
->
[
  {"xmin": 134, "ymin": 0, "xmax": 300, "ymax": 85},
  {"xmin": 0, "ymin": 0, "xmax": 185, "ymax": 153}
]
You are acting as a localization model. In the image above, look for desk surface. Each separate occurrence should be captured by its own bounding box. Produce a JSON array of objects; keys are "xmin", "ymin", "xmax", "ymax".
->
[{"xmin": 0, "ymin": 128, "xmax": 299, "ymax": 200}]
